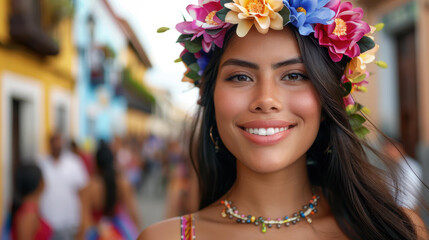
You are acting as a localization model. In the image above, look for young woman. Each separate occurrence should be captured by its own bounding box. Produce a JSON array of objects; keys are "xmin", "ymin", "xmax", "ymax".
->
[
  {"xmin": 11, "ymin": 164, "xmax": 52, "ymax": 240},
  {"xmin": 140, "ymin": 0, "xmax": 428, "ymax": 239},
  {"xmin": 83, "ymin": 140, "xmax": 141, "ymax": 239}
]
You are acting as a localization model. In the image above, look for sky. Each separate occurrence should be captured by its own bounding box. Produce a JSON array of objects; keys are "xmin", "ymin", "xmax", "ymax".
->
[{"xmin": 108, "ymin": 0, "xmax": 200, "ymax": 115}]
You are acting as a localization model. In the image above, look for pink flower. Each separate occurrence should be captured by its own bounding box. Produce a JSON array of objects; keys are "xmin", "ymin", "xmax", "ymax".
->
[
  {"xmin": 175, "ymin": 0, "xmax": 231, "ymax": 52},
  {"xmin": 314, "ymin": 0, "xmax": 371, "ymax": 62},
  {"xmin": 343, "ymin": 94, "xmax": 355, "ymax": 107}
]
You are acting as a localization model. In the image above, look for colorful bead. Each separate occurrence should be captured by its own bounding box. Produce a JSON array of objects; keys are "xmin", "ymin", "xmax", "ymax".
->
[
  {"xmin": 262, "ymin": 223, "xmax": 267, "ymax": 233},
  {"xmin": 250, "ymin": 216, "xmax": 256, "ymax": 223}
]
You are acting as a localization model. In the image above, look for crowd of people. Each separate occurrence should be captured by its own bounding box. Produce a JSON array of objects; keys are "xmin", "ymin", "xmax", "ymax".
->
[{"xmin": 6, "ymin": 131, "xmax": 198, "ymax": 240}]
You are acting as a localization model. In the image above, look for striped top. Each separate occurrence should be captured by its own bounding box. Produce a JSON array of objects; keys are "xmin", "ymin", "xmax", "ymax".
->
[{"xmin": 180, "ymin": 214, "xmax": 196, "ymax": 240}]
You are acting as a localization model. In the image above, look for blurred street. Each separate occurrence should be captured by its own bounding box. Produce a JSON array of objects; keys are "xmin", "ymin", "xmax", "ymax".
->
[{"xmin": 137, "ymin": 163, "xmax": 166, "ymax": 229}]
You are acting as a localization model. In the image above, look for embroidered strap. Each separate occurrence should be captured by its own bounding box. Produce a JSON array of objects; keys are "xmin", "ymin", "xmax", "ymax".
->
[{"xmin": 180, "ymin": 214, "xmax": 195, "ymax": 240}]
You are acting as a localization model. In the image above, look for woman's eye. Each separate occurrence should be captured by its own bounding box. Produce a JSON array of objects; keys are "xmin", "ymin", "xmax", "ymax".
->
[
  {"xmin": 226, "ymin": 74, "xmax": 252, "ymax": 82},
  {"xmin": 282, "ymin": 73, "xmax": 308, "ymax": 82}
]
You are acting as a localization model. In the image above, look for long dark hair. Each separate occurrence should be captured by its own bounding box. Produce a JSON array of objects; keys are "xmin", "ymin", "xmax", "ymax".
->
[
  {"xmin": 189, "ymin": 25, "xmax": 418, "ymax": 239},
  {"xmin": 95, "ymin": 140, "xmax": 117, "ymax": 217},
  {"xmin": 11, "ymin": 164, "xmax": 43, "ymax": 219}
]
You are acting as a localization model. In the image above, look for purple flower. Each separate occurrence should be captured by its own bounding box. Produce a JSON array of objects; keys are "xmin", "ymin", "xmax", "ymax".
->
[
  {"xmin": 283, "ymin": 0, "xmax": 335, "ymax": 35},
  {"xmin": 175, "ymin": 0, "xmax": 230, "ymax": 52}
]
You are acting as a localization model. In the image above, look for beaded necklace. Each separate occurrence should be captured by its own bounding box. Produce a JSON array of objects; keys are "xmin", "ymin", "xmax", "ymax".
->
[{"xmin": 220, "ymin": 194, "xmax": 320, "ymax": 233}]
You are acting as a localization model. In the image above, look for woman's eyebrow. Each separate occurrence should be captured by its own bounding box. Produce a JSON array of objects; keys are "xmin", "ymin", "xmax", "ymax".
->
[
  {"xmin": 221, "ymin": 59, "xmax": 259, "ymax": 70},
  {"xmin": 272, "ymin": 57, "xmax": 303, "ymax": 69}
]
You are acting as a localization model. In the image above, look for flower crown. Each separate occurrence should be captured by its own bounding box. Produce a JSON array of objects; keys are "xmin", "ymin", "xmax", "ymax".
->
[{"xmin": 158, "ymin": 0, "xmax": 387, "ymax": 138}]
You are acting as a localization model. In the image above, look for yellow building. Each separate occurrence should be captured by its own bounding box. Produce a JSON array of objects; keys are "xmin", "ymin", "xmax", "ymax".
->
[
  {"xmin": 0, "ymin": 0, "xmax": 77, "ymax": 225},
  {"xmin": 115, "ymin": 17, "xmax": 155, "ymax": 137}
]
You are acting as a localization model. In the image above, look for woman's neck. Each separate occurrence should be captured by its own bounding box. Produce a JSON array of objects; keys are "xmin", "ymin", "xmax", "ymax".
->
[{"xmin": 224, "ymin": 155, "xmax": 313, "ymax": 218}]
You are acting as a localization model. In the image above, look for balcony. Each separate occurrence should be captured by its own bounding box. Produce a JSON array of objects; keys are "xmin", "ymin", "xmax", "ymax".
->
[{"xmin": 9, "ymin": 0, "xmax": 73, "ymax": 56}]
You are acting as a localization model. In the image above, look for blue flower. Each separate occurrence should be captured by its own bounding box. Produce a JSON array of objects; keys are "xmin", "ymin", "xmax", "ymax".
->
[
  {"xmin": 197, "ymin": 51, "xmax": 212, "ymax": 76},
  {"xmin": 283, "ymin": 0, "xmax": 335, "ymax": 35}
]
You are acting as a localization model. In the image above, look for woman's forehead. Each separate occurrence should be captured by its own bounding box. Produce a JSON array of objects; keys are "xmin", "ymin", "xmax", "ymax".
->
[{"xmin": 221, "ymin": 28, "xmax": 301, "ymax": 65}]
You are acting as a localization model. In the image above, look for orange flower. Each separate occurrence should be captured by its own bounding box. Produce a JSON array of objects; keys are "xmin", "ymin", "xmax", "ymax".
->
[
  {"xmin": 345, "ymin": 44, "xmax": 379, "ymax": 81},
  {"xmin": 224, "ymin": 0, "xmax": 284, "ymax": 37}
]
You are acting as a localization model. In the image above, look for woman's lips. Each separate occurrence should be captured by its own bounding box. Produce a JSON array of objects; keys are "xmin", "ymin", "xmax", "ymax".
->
[{"xmin": 238, "ymin": 120, "xmax": 295, "ymax": 145}]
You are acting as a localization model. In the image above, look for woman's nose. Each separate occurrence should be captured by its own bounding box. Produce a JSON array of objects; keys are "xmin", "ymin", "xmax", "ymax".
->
[{"xmin": 249, "ymin": 80, "xmax": 282, "ymax": 113}]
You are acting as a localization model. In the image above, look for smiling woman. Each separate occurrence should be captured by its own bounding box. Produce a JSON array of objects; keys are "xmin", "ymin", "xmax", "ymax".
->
[{"xmin": 139, "ymin": 0, "xmax": 428, "ymax": 240}]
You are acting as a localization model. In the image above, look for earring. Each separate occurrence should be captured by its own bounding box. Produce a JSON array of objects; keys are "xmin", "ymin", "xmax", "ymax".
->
[{"xmin": 209, "ymin": 126, "xmax": 220, "ymax": 153}]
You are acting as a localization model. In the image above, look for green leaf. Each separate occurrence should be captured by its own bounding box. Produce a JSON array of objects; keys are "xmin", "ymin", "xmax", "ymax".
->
[
  {"xmin": 188, "ymin": 62, "xmax": 200, "ymax": 73},
  {"xmin": 186, "ymin": 70, "xmax": 201, "ymax": 81},
  {"xmin": 174, "ymin": 57, "xmax": 182, "ymax": 63},
  {"xmin": 206, "ymin": 28, "xmax": 223, "ymax": 35},
  {"xmin": 349, "ymin": 114, "xmax": 366, "ymax": 130},
  {"xmin": 220, "ymin": 0, "xmax": 233, "ymax": 7},
  {"xmin": 350, "ymin": 74, "xmax": 366, "ymax": 84},
  {"xmin": 374, "ymin": 23, "xmax": 385, "ymax": 32},
  {"xmin": 181, "ymin": 52, "xmax": 197, "ymax": 66},
  {"xmin": 216, "ymin": 8, "xmax": 230, "ymax": 22},
  {"xmin": 185, "ymin": 38, "xmax": 202, "ymax": 53},
  {"xmin": 177, "ymin": 34, "xmax": 193, "ymax": 43},
  {"xmin": 278, "ymin": 7, "xmax": 291, "ymax": 25},
  {"xmin": 157, "ymin": 27, "xmax": 170, "ymax": 33},
  {"xmin": 375, "ymin": 61, "xmax": 388, "ymax": 69},
  {"xmin": 342, "ymin": 81, "xmax": 352, "ymax": 96},
  {"xmin": 361, "ymin": 107, "xmax": 370, "ymax": 115},
  {"xmin": 354, "ymin": 126, "xmax": 370, "ymax": 138},
  {"xmin": 357, "ymin": 36, "xmax": 375, "ymax": 54}
]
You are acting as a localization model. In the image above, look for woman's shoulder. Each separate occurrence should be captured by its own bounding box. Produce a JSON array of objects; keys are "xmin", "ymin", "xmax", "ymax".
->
[{"xmin": 137, "ymin": 217, "xmax": 181, "ymax": 240}]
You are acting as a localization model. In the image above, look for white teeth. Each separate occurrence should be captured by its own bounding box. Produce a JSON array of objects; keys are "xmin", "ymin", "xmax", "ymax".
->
[{"xmin": 245, "ymin": 127, "xmax": 289, "ymax": 136}]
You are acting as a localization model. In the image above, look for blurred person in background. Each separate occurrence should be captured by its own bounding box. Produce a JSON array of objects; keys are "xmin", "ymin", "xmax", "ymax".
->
[
  {"xmin": 382, "ymin": 139, "xmax": 423, "ymax": 211},
  {"xmin": 83, "ymin": 140, "xmax": 141, "ymax": 239},
  {"xmin": 38, "ymin": 132, "xmax": 89, "ymax": 240},
  {"xmin": 141, "ymin": 134, "xmax": 166, "ymax": 196},
  {"xmin": 71, "ymin": 139, "xmax": 94, "ymax": 177},
  {"xmin": 11, "ymin": 164, "xmax": 52, "ymax": 240},
  {"xmin": 164, "ymin": 140, "xmax": 199, "ymax": 218}
]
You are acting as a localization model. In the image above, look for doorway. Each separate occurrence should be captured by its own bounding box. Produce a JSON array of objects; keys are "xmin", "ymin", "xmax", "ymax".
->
[{"xmin": 396, "ymin": 27, "xmax": 419, "ymax": 158}]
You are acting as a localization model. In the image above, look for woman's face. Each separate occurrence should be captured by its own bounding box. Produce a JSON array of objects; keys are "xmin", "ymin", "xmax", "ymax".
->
[{"xmin": 214, "ymin": 28, "xmax": 322, "ymax": 173}]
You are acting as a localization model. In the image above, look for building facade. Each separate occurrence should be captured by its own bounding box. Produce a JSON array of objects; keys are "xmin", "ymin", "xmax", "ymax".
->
[{"xmin": 0, "ymin": 0, "xmax": 77, "ymax": 226}]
